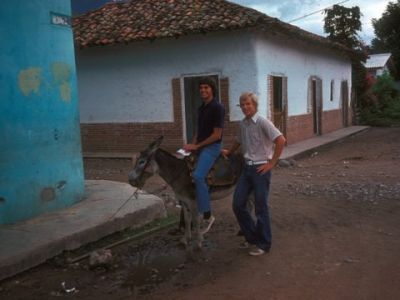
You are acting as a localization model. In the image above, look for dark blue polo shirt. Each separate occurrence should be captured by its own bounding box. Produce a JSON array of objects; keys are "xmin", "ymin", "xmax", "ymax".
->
[{"xmin": 197, "ymin": 99, "xmax": 225, "ymax": 144}]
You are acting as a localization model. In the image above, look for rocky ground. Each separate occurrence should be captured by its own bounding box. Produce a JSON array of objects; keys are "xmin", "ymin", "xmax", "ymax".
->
[{"xmin": 1, "ymin": 127, "xmax": 399, "ymax": 300}]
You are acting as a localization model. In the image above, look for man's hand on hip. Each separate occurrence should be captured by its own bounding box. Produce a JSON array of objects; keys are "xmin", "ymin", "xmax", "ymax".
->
[{"xmin": 257, "ymin": 162, "xmax": 274, "ymax": 174}]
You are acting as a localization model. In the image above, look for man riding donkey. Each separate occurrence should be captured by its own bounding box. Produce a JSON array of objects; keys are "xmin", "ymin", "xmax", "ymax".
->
[
  {"xmin": 183, "ymin": 76, "xmax": 225, "ymax": 235},
  {"xmin": 129, "ymin": 85, "xmax": 285, "ymax": 253}
]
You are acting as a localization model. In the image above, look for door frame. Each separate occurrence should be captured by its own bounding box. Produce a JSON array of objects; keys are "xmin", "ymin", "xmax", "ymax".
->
[
  {"xmin": 341, "ymin": 80, "xmax": 349, "ymax": 127},
  {"xmin": 309, "ymin": 76, "xmax": 323, "ymax": 135},
  {"xmin": 269, "ymin": 75, "xmax": 288, "ymax": 138}
]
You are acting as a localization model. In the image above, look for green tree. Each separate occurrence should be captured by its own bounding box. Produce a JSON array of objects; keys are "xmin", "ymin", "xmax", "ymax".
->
[
  {"xmin": 371, "ymin": 1, "xmax": 400, "ymax": 79},
  {"xmin": 372, "ymin": 72, "xmax": 398, "ymax": 109},
  {"xmin": 324, "ymin": 5, "xmax": 367, "ymax": 123},
  {"xmin": 324, "ymin": 5, "xmax": 362, "ymax": 50},
  {"xmin": 360, "ymin": 72, "xmax": 400, "ymax": 126}
]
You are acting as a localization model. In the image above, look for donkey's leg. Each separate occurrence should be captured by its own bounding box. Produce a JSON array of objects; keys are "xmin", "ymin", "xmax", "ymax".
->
[
  {"xmin": 180, "ymin": 199, "xmax": 192, "ymax": 248},
  {"xmin": 179, "ymin": 207, "xmax": 185, "ymax": 230},
  {"xmin": 191, "ymin": 201, "xmax": 203, "ymax": 250}
]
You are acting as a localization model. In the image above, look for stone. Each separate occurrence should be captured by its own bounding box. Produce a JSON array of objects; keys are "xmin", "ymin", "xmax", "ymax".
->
[
  {"xmin": 89, "ymin": 249, "xmax": 113, "ymax": 268},
  {"xmin": 278, "ymin": 159, "xmax": 292, "ymax": 168}
]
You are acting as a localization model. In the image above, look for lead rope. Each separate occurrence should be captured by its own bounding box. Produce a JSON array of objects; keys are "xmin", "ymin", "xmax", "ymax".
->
[
  {"xmin": 107, "ymin": 188, "xmax": 138, "ymax": 221},
  {"xmin": 108, "ymin": 159, "xmax": 188, "ymax": 221}
]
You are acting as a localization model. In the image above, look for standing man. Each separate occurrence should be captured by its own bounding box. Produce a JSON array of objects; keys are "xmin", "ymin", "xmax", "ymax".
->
[
  {"xmin": 183, "ymin": 77, "xmax": 225, "ymax": 234},
  {"xmin": 222, "ymin": 92, "xmax": 286, "ymax": 256}
]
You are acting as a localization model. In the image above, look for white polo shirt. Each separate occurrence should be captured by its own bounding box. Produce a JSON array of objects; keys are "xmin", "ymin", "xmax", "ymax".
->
[{"xmin": 236, "ymin": 113, "xmax": 282, "ymax": 162}]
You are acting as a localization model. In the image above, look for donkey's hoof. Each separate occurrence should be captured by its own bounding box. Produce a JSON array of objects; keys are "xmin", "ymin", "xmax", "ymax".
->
[
  {"xmin": 194, "ymin": 241, "xmax": 203, "ymax": 251},
  {"xmin": 179, "ymin": 236, "xmax": 189, "ymax": 246}
]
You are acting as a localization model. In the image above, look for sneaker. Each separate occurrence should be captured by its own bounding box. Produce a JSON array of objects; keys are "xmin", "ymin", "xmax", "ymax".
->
[
  {"xmin": 249, "ymin": 246, "xmax": 267, "ymax": 256},
  {"xmin": 238, "ymin": 241, "xmax": 249, "ymax": 249},
  {"xmin": 200, "ymin": 215, "xmax": 215, "ymax": 235}
]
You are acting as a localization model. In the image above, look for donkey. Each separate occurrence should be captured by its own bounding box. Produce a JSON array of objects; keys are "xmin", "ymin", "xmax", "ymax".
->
[{"xmin": 128, "ymin": 136, "xmax": 243, "ymax": 249}]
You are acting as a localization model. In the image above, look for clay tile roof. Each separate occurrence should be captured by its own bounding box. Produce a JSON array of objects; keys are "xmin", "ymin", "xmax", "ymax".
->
[{"xmin": 73, "ymin": 0, "xmax": 352, "ymax": 56}]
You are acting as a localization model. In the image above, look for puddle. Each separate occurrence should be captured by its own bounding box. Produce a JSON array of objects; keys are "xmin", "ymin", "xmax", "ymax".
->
[
  {"xmin": 120, "ymin": 236, "xmax": 187, "ymax": 295},
  {"xmin": 118, "ymin": 234, "xmax": 218, "ymax": 295}
]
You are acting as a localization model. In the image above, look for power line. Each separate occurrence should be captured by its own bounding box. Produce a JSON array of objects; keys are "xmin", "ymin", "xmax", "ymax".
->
[{"xmin": 288, "ymin": 0, "xmax": 350, "ymax": 23}]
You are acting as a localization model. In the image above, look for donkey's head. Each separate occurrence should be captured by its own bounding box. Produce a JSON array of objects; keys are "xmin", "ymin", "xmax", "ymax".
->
[{"xmin": 128, "ymin": 136, "xmax": 163, "ymax": 188}]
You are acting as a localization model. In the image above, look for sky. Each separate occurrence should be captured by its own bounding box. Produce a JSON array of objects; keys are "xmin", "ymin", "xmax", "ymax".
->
[{"xmin": 229, "ymin": 0, "xmax": 392, "ymax": 44}]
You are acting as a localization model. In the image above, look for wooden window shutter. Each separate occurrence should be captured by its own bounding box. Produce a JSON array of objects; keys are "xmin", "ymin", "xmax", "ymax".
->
[
  {"xmin": 282, "ymin": 76, "xmax": 288, "ymax": 116},
  {"xmin": 267, "ymin": 75, "xmax": 273, "ymax": 119},
  {"xmin": 307, "ymin": 76, "xmax": 312, "ymax": 113},
  {"xmin": 171, "ymin": 78, "xmax": 182, "ymax": 124},
  {"xmin": 220, "ymin": 77, "xmax": 230, "ymax": 121},
  {"xmin": 316, "ymin": 77, "xmax": 323, "ymax": 111}
]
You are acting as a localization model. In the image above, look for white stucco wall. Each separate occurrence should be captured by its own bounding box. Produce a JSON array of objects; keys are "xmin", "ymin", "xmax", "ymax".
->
[
  {"xmin": 76, "ymin": 30, "xmax": 257, "ymax": 123},
  {"xmin": 76, "ymin": 29, "xmax": 353, "ymax": 125},
  {"xmin": 376, "ymin": 65, "xmax": 389, "ymax": 77},
  {"xmin": 252, "ymin": 33, "xmax": 352, "ymax": 117}
]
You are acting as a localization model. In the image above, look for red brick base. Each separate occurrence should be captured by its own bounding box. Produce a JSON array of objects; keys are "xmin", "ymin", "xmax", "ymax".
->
[
  {"xmin": 80, "ymin": 121, "xmax": 240, "ymax": 154},
  {"xmin": 286, "ymin": 108, "xmax": 343, "ymax": 145},
  {"xmin": 286, "ymin": 114, "xmax": 314, "ymax": 144},
  {"xmin": 322, "ymin": 109, "xmax": 343, "ymax": 134},
  {"xmin": 81, "ymin": 112, "xmax": 345, "ymax": 154},
  {"xmin": 80, "ymin": 122, "xmax": 184, "ymax": 154}
]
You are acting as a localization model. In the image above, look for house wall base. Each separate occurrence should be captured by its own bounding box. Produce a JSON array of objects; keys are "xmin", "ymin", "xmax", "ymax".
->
[
  {"xmin": 322, "ymin": 109, "xmax": 344, "ymax": 134},
  {"xmin": 81, "ymin": 110, "xmax": 345, "ymax": 153},
  {"xmin": 286, "ymin": 108, "xmax": 343, "ymax": 145},
  {"xmin": 286, "ymin": 114, "xmax": 315, "ymax": 144},
  {"xmin": 81, "ymin": 122, "xmax": 183, "ymax": 153}
]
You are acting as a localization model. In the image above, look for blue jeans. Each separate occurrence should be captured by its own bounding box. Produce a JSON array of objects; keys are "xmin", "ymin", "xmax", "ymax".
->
[
  {"xmin": 233, "ymin": 166, "xmax": 272, "ymax": 251},
  {"xmin": 192, "ymin": 143, "xmax": 222, "ymax": 214}
]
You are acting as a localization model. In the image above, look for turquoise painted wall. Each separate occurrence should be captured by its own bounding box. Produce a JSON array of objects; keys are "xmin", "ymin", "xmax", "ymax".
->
[{"xmin": 0, "ymin": 0, "xmax": 84, "ymax": 224}]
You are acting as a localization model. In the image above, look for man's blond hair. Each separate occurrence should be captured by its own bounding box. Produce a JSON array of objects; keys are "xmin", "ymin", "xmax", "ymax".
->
[{"xmin": 239, "ymin": 92, "xmax": 258, "ymax": 110}]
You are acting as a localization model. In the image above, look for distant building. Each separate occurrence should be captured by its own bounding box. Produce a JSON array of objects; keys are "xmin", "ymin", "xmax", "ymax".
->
[
  {"xmin": 73, "ymin": 0, "xmax": 355, "ymax": 154},
  {"xmin": 365, "ymin": 53, "xmax": 394, "ymax": 78},
  {"xmin": 0, "ymin": 0, "xmax": 84, "ymax": 224}
]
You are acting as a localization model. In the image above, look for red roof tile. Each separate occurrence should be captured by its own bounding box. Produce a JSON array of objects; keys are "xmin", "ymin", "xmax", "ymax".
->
[{"xmin": 73, "ymin": 0, "xmax": 352, "ymax": 56}]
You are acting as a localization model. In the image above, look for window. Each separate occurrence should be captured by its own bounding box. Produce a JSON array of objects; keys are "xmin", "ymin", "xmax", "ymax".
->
[{"xmin": 330, "ymin": 79, "xmax": 335, "ymax": 102}]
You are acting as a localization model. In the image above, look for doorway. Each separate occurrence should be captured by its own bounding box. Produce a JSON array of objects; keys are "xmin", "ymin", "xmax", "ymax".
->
[
  {"xmin": 341, "ymin": 80, "xmax": 349, "ymax": 127},
  {"xmin": 310, "ymin": 77, "xmax": 322, "ymax": 135},
  {"xmin": 271, "ymin": 75, "xmax": 287, "ymax": 137},
  {"xmin": 183, "ymin": 75, "xmax": 219, "ymax": 143}
]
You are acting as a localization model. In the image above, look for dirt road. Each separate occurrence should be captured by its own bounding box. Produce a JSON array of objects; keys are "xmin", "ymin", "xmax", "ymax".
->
[{"xmin": 1, "ymin": 127, "xmax": 399, "ymax": 300}]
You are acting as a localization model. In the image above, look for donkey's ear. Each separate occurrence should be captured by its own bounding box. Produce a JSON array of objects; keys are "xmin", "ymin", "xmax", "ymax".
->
[
  {"xmin": 155, "ymin": 135, "xmax": 163, "ymax": 146},
  {"xmin": 148, "ymin": 136, "xmax": 163, "ymax": 152}
]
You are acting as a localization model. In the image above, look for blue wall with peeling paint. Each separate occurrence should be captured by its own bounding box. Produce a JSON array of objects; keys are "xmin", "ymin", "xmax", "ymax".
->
[{"xmin": 0, "ymin": 0, "xmax": 84, "ymax": 224}]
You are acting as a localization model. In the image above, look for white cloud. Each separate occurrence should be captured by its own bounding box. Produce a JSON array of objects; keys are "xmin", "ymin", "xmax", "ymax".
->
[{"xmin": 229, "ymin": 0, "xmax": 391, "ymax": 43}]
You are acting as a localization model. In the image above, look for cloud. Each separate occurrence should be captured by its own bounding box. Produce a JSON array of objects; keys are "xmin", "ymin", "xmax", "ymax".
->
[{"xmin": 229, "ymin": 0, "xmax": 391, "ymax": 44}]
